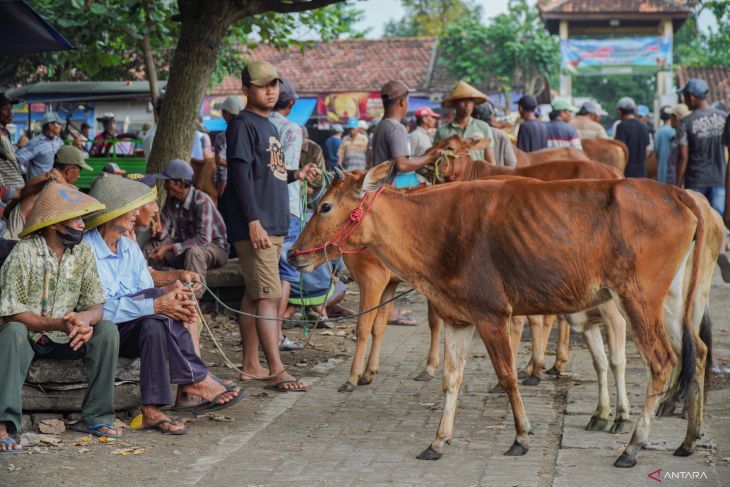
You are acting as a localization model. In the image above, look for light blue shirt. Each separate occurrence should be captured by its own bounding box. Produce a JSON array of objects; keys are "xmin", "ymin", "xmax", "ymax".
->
[
  {"xmin": 83, "ymin": 229, "xmax": 155, "ymax": 323},
  {"xmin": 654, "ymin": 124, "xmax": 675, "ymax": 184},
  {"xmin": 15, "ymin": 134, "xmax": 63, "ymax": 178}
]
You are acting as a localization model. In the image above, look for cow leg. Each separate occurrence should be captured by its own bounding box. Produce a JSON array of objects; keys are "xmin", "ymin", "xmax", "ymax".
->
[
  {"xmin": 361, "ymin": 281, "xmax": 399, "ymax": 386},
  {"xmin": 418, "ymin": 322, "xmax": 474, "ymax": 460},
  {"xmin": 476, "ymin": 315, "xmax": 531, "ymax": 456},
  {"xmin": 614, "ymin": 297, "xmax": 675, "ymax": 468},
  {"xmin": 546, "ymin": 316, "xmax": 569, "ymax": 376},
  {"xmin": 582, "ymin": 324, "xmax": 611, "ymax": 431},
  {"xmin": 523, "ymin": 315, "xmax": 545, "ymax": 386},
  {"xmin": 492, "ymin": 315, "xmax": 524, "ymax": 393},
  {"xmin": 675, "ymin": 334, "xmax": 707, "ymax": 456},
  {"xmin": 339, "ymin": 276, "xmax": 390, "ymax": 392},
  {"xmin": 415, "ymin": 300, "xmax": 442, "ymax": 381},
  {"xmin": 601, "ymin": 301, "xmax": 632, "ymax": 433}
]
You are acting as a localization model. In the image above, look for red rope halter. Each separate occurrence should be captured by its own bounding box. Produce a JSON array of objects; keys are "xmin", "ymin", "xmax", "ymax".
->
[{"xmin": 292, "ymin": 186, "xmax": 385, "ymax": 257}]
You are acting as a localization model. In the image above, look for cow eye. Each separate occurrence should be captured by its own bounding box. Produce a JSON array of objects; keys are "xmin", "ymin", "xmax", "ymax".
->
[{"xmin": 320, "ymin": 203, "xmax": 333, "ymax": 214}]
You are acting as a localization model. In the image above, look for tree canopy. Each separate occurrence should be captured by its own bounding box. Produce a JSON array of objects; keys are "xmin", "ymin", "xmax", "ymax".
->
[
  {"xmin": 674, "ymin": 0, "xmax": 730, "ymax": 67},
  {"xmin": 383, "ymin": 0, "xmax": 482, "ymax": 37}
]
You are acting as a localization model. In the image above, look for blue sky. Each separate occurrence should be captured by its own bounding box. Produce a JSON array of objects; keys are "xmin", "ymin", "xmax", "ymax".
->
[{"xmin": 354, "ymin": 0, "xmax": 714, "ymax": 38}]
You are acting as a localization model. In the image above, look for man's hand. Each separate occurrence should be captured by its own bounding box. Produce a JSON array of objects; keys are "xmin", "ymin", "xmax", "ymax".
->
[
  {"xmin": 148, "ymin": 244, "xmax": 173, "ymax": 260},
  {"xmin": 249, "ymin": 220, "xmax": 271, "ymax": 249},
  {"xmin": 150, "ymin": 220, "xmax": 162, "ymax": 239},
  {"xmin": 153, "ymin": 285, "xmax": 196, "ymax": 322},
  {"xmin": 63, "ymin": 312, "xmax": 93, "ymax": 351},
  {"xmin": 297, "ymin": 163, "xmax": 320, "ymax": 183},
  {"xmin": 177, "ymin": 270, "xmax": 202, "ymax": 292}
]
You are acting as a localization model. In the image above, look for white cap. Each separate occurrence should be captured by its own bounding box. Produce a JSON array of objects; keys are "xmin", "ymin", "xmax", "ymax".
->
[{"xmin": 220, "ymin": 96, "xmax": 245, "ymax": 116}]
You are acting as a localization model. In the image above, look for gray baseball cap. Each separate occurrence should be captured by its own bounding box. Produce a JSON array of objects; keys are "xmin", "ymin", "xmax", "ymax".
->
[
  {"xmin": 581, "ymin": 100, "xmax": 607, "ymax": 116},
  {"xmin": 158, "ymin": 159, "xmax": 194, "ymax": 182},
  {"xmin": 278, "ymin": 78, "xmax": 298, "ymax": 104},
  {"xmin": 331, "ymin": 123, "xmax": 343, "ymax": 133},
  {"xmin": 677, "ymin": 78, "xmax": 709, "ymax": 99},
  {"xmin": 617, "ymin": 97, "xmax": 636, "ymax": 111},
  {"xmin": 41, "ymin": 112, "xmax": 61, "ymax": 125},
  {"xmin": 219, "ymin": 95, "xmax": 244, "ymax": 115}
]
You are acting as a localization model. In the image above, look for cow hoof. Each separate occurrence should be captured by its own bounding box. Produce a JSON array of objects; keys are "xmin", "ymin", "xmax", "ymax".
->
[
  {"xmin": 609, "ymin": 419, "xmax": 632, "ymax": 434},
  {"xmin": 522, "ymin": 375, "xmax": 541, "ymax": 386},
  {"xmin": 585, "ymin": 416, "xmax": 609, "ymax": 432},
  {"xmin": 416, "ymin": 447, "xmax": 442, "ymax": 460},
  {"xmin": 656, "ymin": 399, "xmax": 676, "ymax": 417},
  {"xmin": 673, "ymin": 445, "xmax": 694, "ymax": 457},
  {"xmin": 614, "ymin": 452, "xmax": 637, "ymax": 468},
  {"xmin": 517, "ymin": 370, "xmax": 528, "ymax": 380},
  {"xmin": 545, "ymin": 366, "xmax": 561, "ymax": 376},
  {"xmin": 504, "ymin": 441, "xmax": 528, "ymax": 456},
  {"xmin": 357, "ymin": 376, "xmax": 373, "ymax": 386},
  {"xmin": 414, "ymin": 370, "xmax": 435, "ymax": 382},
  {"xmin": 488, "ymin": 383, "xmax": 505, "ymax": 394},
  {"xmin": 338, "ymin": 382, "xmax": 355, "ymax": 393}
]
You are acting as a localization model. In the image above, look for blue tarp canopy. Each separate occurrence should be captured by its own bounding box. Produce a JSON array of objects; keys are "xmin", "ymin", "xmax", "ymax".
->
[
  {"xmin": 0, "ymin": 0, "xmax": 74, "ymax": 55},
  {"xmin": 203, "ymin": 97, "xmax": 318, "ymax": 132}
]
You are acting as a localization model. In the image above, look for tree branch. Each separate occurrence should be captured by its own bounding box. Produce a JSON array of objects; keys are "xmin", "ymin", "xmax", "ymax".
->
[{"xmin": 241, "ymin": 0, "xmax": 345, "ymax": 15}]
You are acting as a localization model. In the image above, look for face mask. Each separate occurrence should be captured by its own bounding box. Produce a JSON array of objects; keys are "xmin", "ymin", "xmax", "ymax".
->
[{"xmin": 58, "ymin": 226, "xmax": 84, "ymax": 250}]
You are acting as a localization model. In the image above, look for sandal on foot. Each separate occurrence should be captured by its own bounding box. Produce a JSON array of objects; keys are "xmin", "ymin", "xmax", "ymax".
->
[
  {"xmin": 191, "ymin": 389, "xmax": 246, "ymax": 415},
  {"xmin": 211, "ymin": 374, "xmax": 240, "ymax": 392},
  {"xmin": 71, "ymin": 422, "xmax": 122, "ymax": 439},
  {"xmin": 264, "ymin": 380, "xmax": 309, "ymax": 393},
  {"xmin": 0, "ymin": 437, "xmax": 21, "ymax": 454},
  {"xmin": 387, "ymin": 315, "xmax": 417, "ymax": 326},
  {"xmin": 279, "ymin": 335, "xmax": 304, "ymax": 351},
  {"xmin": 143, "ymin": 419, "xmax": 188, "ymax": 435}
]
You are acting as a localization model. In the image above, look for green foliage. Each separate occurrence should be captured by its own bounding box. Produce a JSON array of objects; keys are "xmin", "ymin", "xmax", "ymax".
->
[
  {"xmin": 2, "ymin": 0, "xmax": 366, "ymax": 86},
  {"xmin": 674, "ymin": 0, "xmax": 730, "ymax": 67},
  {"xmin": 438, "ymin": 0, "xmax": 559, "ymax": 104},
  {"xmin": 383, "ymin": 0, "xmax": 482, "ymax": 37},
  {"xmin": 572, "ymin": 74, "xmax": 655, "ymax": 124}
]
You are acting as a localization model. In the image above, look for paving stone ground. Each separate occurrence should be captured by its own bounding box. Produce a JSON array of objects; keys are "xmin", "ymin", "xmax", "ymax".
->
[{"xmin": 2, "ymin": 276, "xmax": 730, "ymax": 486}]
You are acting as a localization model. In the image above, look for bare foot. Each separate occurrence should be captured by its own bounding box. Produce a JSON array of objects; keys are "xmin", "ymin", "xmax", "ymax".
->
[
  {"xmin": 142, "ymin": 406, "xmax": 186, "ymax": 433},
  {"xmin": 181, "ymin": 376, "xmax": 237, "ymax": 404},
  {"xmin": 0, "ymin": 422, "xmax": 21, "ymax": 452},
  {"xmin": 239, "ymin": 364, "xmax": 270, "ymax": 381}
]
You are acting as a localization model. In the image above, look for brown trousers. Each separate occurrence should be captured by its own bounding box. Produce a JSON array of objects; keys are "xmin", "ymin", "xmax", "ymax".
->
[{"xmin": 153, "ymin": 242, "xmax": 229, "ymax": 297}]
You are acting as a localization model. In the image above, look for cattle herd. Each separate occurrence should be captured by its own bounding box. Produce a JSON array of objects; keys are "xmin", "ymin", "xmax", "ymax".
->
[{"xmin": 287, "ymin": 136, "xmax": 717, "ymax": 469}]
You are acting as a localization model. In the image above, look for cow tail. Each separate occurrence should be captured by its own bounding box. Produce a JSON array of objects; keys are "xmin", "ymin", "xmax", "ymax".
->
[
  {"xmin": 675, "ymin": 190, "xmax": 704, "ymax": 401},
  {"xmin": 699, "ymin": 309, "xmax": 713, "ymax": 401}
]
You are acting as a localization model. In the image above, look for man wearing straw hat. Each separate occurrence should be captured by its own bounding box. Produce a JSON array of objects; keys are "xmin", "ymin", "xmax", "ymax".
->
[
  {"xmin": 83, "ymin": 174, "xmax": 242, "ymax": 434},
  {"xmin": 434, "ymin": 80, "xmax": 495, "ymax": 162},
  {"xmin": 0, "ymin": 182, "xmax": 121, "ymax": 453}
]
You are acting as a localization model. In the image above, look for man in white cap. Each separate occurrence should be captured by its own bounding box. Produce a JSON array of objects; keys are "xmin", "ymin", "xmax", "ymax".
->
[
  {"xmin": 0, "ymin": 182, "xmax": 122, "ymax": 452},
  {"xmin": 571, "ymin": 100, "xmax": 608, "ymax": 139},
  {"xmin": 410, "ymin": 106, "xmax": 440, "ymax": 157},
  {"xmin": 213, "ymin": 95, "xmax": 245, "ymax": 196},
  {"xmin": 16, "ymin": 111, "xmax": 63, "ymax": 178}
]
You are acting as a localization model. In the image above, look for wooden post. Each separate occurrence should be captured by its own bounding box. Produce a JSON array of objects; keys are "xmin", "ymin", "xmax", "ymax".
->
[
  {"xmin": 655, "ymin": 18, "xmax": 675, "ymax": 126},
  {"xmin": 559, "ymin": 20, "xmax": 572, "ymax": 98}
]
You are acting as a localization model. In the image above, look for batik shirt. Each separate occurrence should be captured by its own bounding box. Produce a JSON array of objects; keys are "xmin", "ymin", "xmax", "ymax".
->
[{"xmin": 0, "ymin": 235, "xmax": 105, "ymax": 344}]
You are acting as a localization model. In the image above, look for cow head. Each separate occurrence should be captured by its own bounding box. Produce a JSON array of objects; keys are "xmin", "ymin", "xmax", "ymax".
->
[
  {"xmin": 421, "ymin": 135, "xmax": 490, "ymax": 183},
  {"xmin": 287, "ymin": 163, "xmax": 392, "ymax": 271}
]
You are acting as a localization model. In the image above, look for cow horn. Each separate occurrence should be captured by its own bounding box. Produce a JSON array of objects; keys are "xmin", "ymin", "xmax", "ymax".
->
[{"xmin": 334, "ymin": 166, "xmax": 345, "ymax": 181}]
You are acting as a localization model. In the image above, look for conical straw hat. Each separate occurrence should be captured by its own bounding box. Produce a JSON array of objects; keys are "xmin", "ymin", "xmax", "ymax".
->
[
  {"xmin": 19, "ymin": 181, "xmax": 106, "ymax": 238},
  {"xmin": 441, "ymin": 81, "xmax": 489, "ymax": 109},
  {"xmin": 84, "ymin": 173, "xmax": 156, "ymax": 230}
]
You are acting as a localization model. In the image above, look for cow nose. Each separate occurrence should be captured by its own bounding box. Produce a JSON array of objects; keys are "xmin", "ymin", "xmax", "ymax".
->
[{"xmin": 286, "ymin": 248, "xmax": 298, "ymax": 266}]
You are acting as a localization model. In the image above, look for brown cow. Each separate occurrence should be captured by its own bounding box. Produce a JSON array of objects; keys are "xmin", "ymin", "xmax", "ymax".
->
[
  {"xmin": 290, "ymin": 164, "xmax": 705, "ymax": 468},
  {"xmin": 513, "ymin": 144, "xmax": 588, "ymax": 167},
  {"xmin": 581, "ymin": 138, "xmax": 629, "ymax": 173}
]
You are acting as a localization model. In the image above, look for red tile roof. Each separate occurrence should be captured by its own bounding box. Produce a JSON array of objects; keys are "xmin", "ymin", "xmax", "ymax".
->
[
  {"xmin": 210, "ymin": 37, "xmax": 437, "ymax": 96},
  {"xmin": 677, "ymin": 67, "xmax": 730, "ymax": 105},
  {"xmin": 539, "ymin": 0, "xmax": 694, "ymax": 15}
]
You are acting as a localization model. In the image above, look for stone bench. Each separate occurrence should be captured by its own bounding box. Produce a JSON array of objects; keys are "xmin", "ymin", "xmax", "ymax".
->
[
  {"xmin": 21, "ymin": 357, "xmax": 141, "ymax": 412},
  {"xmin": 201, "ymin": 257, "xmax": 245, "ymax": 309}
]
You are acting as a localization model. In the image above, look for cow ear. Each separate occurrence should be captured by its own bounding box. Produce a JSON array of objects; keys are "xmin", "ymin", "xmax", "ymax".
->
[
  {"xmin": 467, "ymin": 137, "xmax": 490, "ymax": 152},
  {"xmin": 359, "ymin": 161, "xmax": 392, "ymax": 195}
]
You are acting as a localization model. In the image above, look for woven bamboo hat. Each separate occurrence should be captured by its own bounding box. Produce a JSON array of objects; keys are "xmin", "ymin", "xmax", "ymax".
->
[
  {"xmin": 441, "ymin": 81, "xmax": 489, "ymax": 109},
  {"xmin": 19, "ymin": 181, "xmax": 105, "ymax": 238},
  {"xmin": 84, "ymin": 173, "xmax": 156, "ymax": 229}
]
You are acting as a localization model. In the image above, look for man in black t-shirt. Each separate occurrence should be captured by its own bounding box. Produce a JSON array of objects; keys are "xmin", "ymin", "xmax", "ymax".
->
[
  {"xmin": 516, "ymin": 95, "xmax": 547, "ymax": 152},
  {"xmin": 224, "ymin": 61, "xmax": 318, "ymax": 392},
  {"xmin": 614, "ymin": 97, "xmax": 650, "ymax": 178}
]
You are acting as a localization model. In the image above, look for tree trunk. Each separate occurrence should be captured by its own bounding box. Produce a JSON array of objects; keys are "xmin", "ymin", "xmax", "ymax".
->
[{"xmin": 141, "ymin": 2, "xmax": 159, "ymax": 116}]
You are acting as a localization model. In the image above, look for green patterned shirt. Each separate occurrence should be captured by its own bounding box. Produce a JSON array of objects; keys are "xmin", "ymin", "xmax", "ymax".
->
[
  {"xmin": 0, "ymin": 235, "xmax": 105, "ymax": 344},
  {"xmin": 434, "ymin": 117, "xmax": 494, "ymax": 160}
]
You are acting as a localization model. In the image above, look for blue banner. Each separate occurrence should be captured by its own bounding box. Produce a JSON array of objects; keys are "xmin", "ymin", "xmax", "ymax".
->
[{"xmin": 561, "ymin": 36, "xmax": 672, "ymax": 75}]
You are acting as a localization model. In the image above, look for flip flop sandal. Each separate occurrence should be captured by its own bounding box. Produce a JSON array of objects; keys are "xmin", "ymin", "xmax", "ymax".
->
[
  {"xmin": 0, "ymin": 437, "xmax": 21, "ymax": 454},
  {"xmin": 388, "ymin": 316, "xmax": 417, "ymax": 326},
  {"xmin": 170, "ymin": 375, "xmax": 240, "ymax": 412},
  {"xmin": 191, "ymin": 388, "xmax": 246, "ymax": 415},
  {"xmin": 211, "ymin": 374, "xmax": 240, "ymax": 392},
  {"xmin": 264, "ymin": 380, "xmax": 309, "ymax": 393},
  {"xmin": 71, "ymin": 422, "xmax": 123, "ymax": 439},
  {"xmin": 143, "ymin": 419, "xmax": 188, "ymax": 435}
]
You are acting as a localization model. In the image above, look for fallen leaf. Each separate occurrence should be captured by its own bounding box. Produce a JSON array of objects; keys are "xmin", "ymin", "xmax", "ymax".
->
[
  {"xmin": 39, "ymin": 435, "xmax": 62, "ymax": 446},
  {"xmin": 112, "ymin": 447, "xmax": 146, "ymax": 456},
  {"xmin": 72, "ymin": 435, "xmax": 93, "ymax": 446},
  {"xmin": 38, "ymin": 419, "xmax": 66, "ymax": 435},
  {"xmin": 78, "ymin": 447, "xmax": 91, "ymax": 454},
  {"xmin": 204, "ymin": 413, "xmax": 234, "ymax": 422},
  {"xmin": 98, "ymin": 436, "xmax": 115, "ymax": 444},
  {"xmin": 484, "ymin": 424, "xmax": 507, "ymax": 430},
  {"xmin": 319, "ymin": 330, "xmax": 347, "ymax": 337},
  {"xmin": 722, "ymin": 457, "xmax": 730, "ymax": 463}
]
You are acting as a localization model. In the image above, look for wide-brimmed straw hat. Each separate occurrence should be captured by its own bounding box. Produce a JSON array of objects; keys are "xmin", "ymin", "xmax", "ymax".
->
[
  {"xmin": 84, "ymin": 173, "xmax": 156, "ymax": 229},
  {"xmin": 19, "ymin": 181, "xmax": 105, "ymax": 238},
  {"xmin": 441, "ymin": 81, "xmax": 488, "ymax": 109}
]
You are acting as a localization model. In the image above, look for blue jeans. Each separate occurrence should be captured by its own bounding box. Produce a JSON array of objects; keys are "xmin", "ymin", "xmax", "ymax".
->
[
  {"xmin": 687, "ymin": 186, "xmax": 725, "ymax": 216},
  {"xmin": 279, "ymin": 215, "xmax": 302, "ymax": 283}
]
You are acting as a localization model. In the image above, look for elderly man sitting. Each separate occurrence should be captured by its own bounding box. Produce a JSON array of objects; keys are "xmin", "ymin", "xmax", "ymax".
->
[
  {"xmin": 0, "ymin": 182, "xmax": 121, "ymax": 453},
  {"xmin": 83, "ymin": 174, "xmax": 241, "ymax": 435},
  {"xmin": 147, "ymin": 159, "xmax": 229, "ymax": 298}
]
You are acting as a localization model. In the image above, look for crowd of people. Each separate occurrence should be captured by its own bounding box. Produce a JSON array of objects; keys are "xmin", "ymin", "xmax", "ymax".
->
[{"xmin": 1, "ymin": 57, "xmax": 730, "ymax": 453}]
